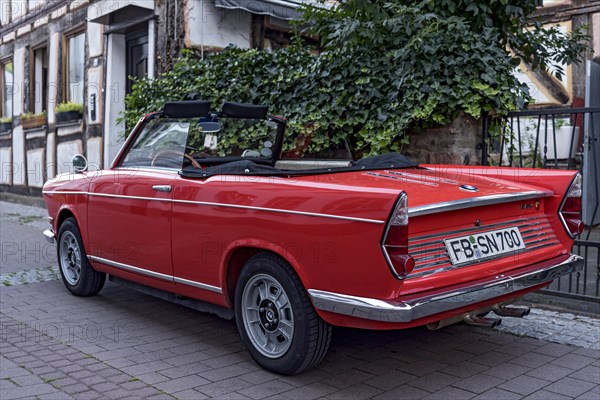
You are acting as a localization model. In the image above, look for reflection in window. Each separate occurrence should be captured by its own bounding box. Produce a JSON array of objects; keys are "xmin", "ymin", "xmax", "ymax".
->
[
  {"xmin": 67, "ymin": 32, "xmax": 85, "ymax": 104},
  {"xmin": 121, "ymin": 119, "xmax": 190, "ymax": 169},
  {"xmin": 33, "ymin": 47, "xmax": 48, "ymax": 114},
  {"xmin": 2, "ymin": 61, "xmax": 13, "ymax": 117}
]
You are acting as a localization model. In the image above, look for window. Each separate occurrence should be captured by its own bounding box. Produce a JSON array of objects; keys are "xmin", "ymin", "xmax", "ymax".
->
[
  {"xmin": 32, "ymin": 46, "xmax": 48, "ymax": 113},
  {"xmin": 121, "ymin": 119, "xmax": 190, "ymax": 169},
  {"xmin": 1, "ymin": 61, "xmax": 13, "ymax": 117},
  {"xmin": 66, "ymin": 31, "xmax": 85, "ymax": 105}
]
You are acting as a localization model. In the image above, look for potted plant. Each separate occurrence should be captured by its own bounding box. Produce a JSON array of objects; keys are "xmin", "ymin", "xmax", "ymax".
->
[
  {"xmin": 55, "ymin": 102, "xmax": 83, "ymax": 123},
  {"xmin": 20, "ymin": 111, "xmax": 47, "ymax": 129},
  {"xmin": 0, "ymin": 116, "xmax": 12, "ymax": 134}
]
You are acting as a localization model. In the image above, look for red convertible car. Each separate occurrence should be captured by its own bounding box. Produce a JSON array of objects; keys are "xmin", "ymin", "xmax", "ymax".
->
[{"xmin": 43, "ymin": 101, "xmax": 584, "ymax": 375}]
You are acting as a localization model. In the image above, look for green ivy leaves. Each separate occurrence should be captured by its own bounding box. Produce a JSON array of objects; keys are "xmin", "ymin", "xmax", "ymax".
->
[{"xmin": 121, "ymin": 0, "xmax": 588, "ymax": 157}]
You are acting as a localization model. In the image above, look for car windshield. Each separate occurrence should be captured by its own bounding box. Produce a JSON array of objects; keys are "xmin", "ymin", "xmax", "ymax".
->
[
  {"xmin": 120, "ymin": 111, "xmax": 416, "ymax": 176},
  {"xmin": 186, "ymin": 117, "xmax": 278, "ymax": 160},
  {"xmin": 120, "ymin": 117, "xmax": 279, "ymax": 170}
]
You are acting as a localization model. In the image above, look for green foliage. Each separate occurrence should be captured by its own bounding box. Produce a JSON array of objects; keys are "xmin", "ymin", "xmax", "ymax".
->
[
  {"xmin": 55, "ymin": 102, "xmax": 83, "ymax": 114},
  {"xmin": 0, "ymin": 116, "xmax": 11, "ymax": 123},
  {"xmin": 123, "ymin": 0, "xmax": 589, "ymax": 155}
]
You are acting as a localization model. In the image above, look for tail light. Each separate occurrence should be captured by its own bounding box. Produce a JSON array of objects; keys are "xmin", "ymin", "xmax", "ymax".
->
[
  {"xmin": 381, "ymin": 192, "xmax": 415, "ymax": 279},
  {"xmin": 559, "ymin": 173, "xmax": 584, "ymax": 238}
]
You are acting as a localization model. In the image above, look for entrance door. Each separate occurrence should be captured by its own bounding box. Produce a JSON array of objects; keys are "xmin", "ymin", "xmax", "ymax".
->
[{"xmin": 126, "ymin": 30, "xmax": 148, "ymax": 95}]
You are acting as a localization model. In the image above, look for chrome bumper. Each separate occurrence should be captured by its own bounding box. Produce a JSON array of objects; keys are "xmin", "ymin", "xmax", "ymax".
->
[
  {"xmin": 43, "ymin": 229, "xmax": 56, "ymax": 244},
  {"xmin": 308, "ymin": 254, "xmax": 584, "ymax": 323}
]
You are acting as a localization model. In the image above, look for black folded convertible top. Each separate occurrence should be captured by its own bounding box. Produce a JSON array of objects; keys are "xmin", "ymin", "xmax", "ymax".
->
[
  {"xmin": 351, "ymin": 153, "xmax": 418, "ymax": 169},
  {"xmin": 179, "ymin": 153, "xmax": 418, "ymax": 178}
]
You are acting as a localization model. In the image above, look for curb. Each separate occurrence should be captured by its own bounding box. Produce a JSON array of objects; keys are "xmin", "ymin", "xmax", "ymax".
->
[{"xmin": 0, "ymin": 192, "xmax": 46, "ymax": 209}]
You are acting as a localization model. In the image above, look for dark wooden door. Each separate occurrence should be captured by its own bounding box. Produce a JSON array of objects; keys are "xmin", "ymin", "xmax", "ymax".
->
[{"xmin": 126, "ymin": 31, "xmax": 148, "ymax": 95}]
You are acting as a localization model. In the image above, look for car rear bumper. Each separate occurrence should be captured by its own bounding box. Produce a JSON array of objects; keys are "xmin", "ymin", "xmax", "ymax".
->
[{"xmin": 308, "ymin": 254, "xmax": 583, "ymax": 323}]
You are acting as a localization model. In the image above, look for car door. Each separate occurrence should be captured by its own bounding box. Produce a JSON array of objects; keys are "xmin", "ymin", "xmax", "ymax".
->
[
  {"xmin": 86, "ymin": 118, "xmax": 190, "ymax": 281},
  {"xmin": 87, "ymin": 169, "xmax": 175, "ymax": 280}
]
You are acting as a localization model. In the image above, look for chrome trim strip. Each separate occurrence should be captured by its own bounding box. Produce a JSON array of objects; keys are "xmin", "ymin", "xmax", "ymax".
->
[
  {"xmin": 409, "ymin": 216, "xmax": 541, "ymax": 242},
  {"xmin": 385, "ymin": 171, "xmax": 458, "ymax": 185},
  {"xmin": 366, "ymin": 172, "xmax": 438, "ymax": 187},
  {"xmin": 173, "ymin": 277, "xmax": 222, "ymax": 294},
  {"xmin": 42, "ymin": 191, "xmax": 88, "ymax": 195},
  {"xmin": 88, "ymin": 255, "xmax": 174, "ymax": 282},
  {"xmin": 43, "ymin": 191, "xmax": 383, "ymax": 224},
  {"xmin": 89, "ymin": 192, "xmax": 172, "ymax": 202},
  {"xmin": 43, "ymin": 229, "xmax": 55, "ymax": 244},
  {"xmin": 172, "ymin": 199, "xmax": 384, "ymax": 224},
  {"xmin": 308, "ymin": 254, "xmax": 584, "ymax": 323},
  {"xmin": 408, "ymin": 191, "xmax": 552, "ymax": 217},
  {"xmin": 88, "ymin": 255, "xmax": 223, "ymax": 293},
  {"xmin": 409, "ymin": 241, "xmax": 561, "ymax": 279}
]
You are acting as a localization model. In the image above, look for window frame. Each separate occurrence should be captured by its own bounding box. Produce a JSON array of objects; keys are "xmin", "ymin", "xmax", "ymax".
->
[
  {"xmin": 29, "ymin": 42, "xmax": 48, "ymax": 114},
  {"xmin": 62, "ymin": 27, "xmax": 86, "ymax": 106},
  {"xmin": 0, "ymin": 58, "xmax": 14, "ymax": 118}
]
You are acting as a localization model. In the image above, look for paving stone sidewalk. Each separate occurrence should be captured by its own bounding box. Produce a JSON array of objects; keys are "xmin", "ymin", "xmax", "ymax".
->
[{"xmin": 1, "ymin": 279, "xmax": 599, "ymax": 400}]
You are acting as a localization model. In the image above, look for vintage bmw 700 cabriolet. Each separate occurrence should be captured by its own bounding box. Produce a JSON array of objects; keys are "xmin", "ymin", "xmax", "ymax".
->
[{"xmin": 43, "ymin": 101, "xmax": 584, "ymax": 374}]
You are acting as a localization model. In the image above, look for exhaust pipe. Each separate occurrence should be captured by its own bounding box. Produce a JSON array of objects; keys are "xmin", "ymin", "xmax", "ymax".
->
[
  {"xmin": 463, "ymin": 315, "xmax": 502, "ymax": 328},
  {"xmin": 493, "ymin": 306, "xmax": 530, "ymax": 318}
]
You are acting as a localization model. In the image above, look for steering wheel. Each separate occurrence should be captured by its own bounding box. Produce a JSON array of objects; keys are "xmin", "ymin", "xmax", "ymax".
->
[{"xmin": 151, "ymin": 150, "xmax": 202, "ymax": 168}]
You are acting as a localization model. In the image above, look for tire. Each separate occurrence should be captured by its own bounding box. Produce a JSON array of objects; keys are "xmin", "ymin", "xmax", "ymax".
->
[
  {"xmin": 234, "ymin": 253, "xmax": 332, "ymax": 375},
  {"xmin": 57, "ymin": 218, "xmax": 106, "ymax": 296}
]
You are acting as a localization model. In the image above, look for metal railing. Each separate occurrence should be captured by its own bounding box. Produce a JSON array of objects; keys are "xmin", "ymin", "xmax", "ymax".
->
[
  {"xmin": 481, "ymin": 107, "xmax": 600, "ymax": 169},
  {"xmin": 482, "ymin": 107, "xmax": 600, "ymax": 303},
  {"xmin": 539, "ymin": 239, "xmax": 599, "ymax": 301}
]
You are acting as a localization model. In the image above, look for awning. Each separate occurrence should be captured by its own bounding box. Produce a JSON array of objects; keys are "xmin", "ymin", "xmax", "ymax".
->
[
  {"xmin": 87, "ymin": 0, "xmax": 155, "ymax": 25},
  {"xmin": 215, "ymin": 0, "xmax": 319, "ymax": 20}
]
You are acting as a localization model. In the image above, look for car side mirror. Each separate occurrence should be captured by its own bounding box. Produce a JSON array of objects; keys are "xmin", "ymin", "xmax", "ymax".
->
[{"xmin": 72, "ymin": 154, "xmax": 88, "ymax": 173}]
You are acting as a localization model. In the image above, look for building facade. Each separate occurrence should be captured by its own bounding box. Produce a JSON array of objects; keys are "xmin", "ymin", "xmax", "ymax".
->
[
  {"xmin": 0, "ymin": 0, "xmax": 304, "ymax": 195},
  {"xmin": 0, "ymin": 0, "xmax": 598, "ymax": 195}
]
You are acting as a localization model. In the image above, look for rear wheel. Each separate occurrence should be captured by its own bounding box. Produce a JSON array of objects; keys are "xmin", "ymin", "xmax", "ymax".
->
[
  {"xmin": 57, "ymin": 218, "xmax": 106, "ymax": 296},
  {"xmin": 234, "ymin": 253, "xmax": 331, "ymax": 375}
]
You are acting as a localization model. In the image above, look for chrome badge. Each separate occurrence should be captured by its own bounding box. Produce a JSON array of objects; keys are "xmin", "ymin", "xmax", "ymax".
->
[{"xmin": 460, "ymin": 184, "xmax": 479, "ymax": 192}]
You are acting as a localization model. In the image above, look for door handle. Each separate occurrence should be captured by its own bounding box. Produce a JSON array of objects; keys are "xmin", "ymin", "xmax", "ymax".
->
[{"xmin": 152, "ymin": 185, "xmax": 172, "ymax": 192}]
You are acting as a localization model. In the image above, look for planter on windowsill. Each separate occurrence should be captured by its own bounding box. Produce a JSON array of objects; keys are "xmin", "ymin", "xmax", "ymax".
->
[
  {"xmin": 0, "ymin": 122, "xmax": 11, "ymax": 134},
  {"xmin": 21, "ymin": 116, "xmax": 48, "ymax": 130},
  {"xmin": 55, "ymin": 111, "xmax": 82, "ymax": 123}
]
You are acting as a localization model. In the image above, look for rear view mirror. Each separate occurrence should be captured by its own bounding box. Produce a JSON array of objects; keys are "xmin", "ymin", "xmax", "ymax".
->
[
  {"xmin": 72, "ymin": 154, "xmax": 88, "ymax": 173},
  {"xmin": 198, "ymin": 121, "xmax": 221, "ymax": 133}
]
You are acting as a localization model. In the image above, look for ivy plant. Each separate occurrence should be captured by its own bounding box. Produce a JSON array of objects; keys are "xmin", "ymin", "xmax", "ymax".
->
[{"xmin": 122, "ymin": 0, "xmax": 589, "ymax": 156}]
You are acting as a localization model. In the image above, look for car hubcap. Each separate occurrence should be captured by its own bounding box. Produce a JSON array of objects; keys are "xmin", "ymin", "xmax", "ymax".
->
[
  {"xmin": 242, "ymin": 274, "xmax": 294, "ymax": 358},
  {"xmin": 59, "ymin": 231, "xmax": 81, "ymax": 285}
]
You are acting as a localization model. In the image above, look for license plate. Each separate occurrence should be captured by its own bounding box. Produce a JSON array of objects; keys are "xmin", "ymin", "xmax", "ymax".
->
[{"xmin": 444, "ymin": 227, "xmax": 526, "ymax": 266}]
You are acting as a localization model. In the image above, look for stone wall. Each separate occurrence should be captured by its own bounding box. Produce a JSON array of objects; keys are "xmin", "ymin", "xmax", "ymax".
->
[{"xmin": 404, "ymin": 114, "xmax": 482, "ymax": 166}]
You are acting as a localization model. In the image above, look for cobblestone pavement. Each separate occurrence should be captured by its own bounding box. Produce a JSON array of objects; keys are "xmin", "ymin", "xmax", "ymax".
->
[
  {"xmin": 0, "ymin": 201, "xmax": 53, "ymax": 274},
  {"xmin": 499, "ymin": 309, "xmax": 600, "ymax": 350},
  {"xmin": 1, "ymin": 201, "xmax": 599, "ymax": 399}
]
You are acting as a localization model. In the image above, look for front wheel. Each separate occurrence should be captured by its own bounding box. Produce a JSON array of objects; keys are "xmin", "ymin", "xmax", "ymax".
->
[
  {"xmin": 234, "ymin": 253, "xmax": 331, "ymax": 375},
  {"xmin": 57, "ymin": 218, "xmax": 106, "ymax": 296}
]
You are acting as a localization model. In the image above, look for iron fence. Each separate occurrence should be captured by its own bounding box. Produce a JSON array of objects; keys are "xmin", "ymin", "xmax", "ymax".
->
[{"xmin": 481, "ymin": 107, "xmax": 600, "ymax": 303}]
